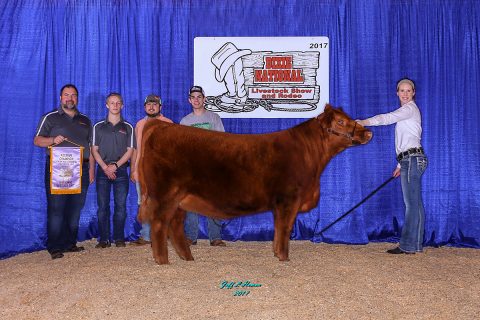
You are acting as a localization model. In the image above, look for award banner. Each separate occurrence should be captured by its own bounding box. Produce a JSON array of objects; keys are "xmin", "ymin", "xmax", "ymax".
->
[{"xmin": 49, "ymin": 146, "xmax": 84, "ymax": 194}]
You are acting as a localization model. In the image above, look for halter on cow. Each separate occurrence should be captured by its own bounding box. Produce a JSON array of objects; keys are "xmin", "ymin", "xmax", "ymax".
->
[{"xmin": 138, "ymin": 104, "xmax": 372, "ymax": 264}]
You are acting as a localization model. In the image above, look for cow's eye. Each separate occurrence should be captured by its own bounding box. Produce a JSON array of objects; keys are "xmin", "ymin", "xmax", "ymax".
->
[{"xmin": 337, "ymin": 120, "xmax": 345, "ymax": 126}]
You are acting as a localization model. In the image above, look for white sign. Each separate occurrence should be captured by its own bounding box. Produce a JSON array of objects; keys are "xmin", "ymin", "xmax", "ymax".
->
[{"xmin": 194, "ymin": 37, "xmax": 329, "ymax": 118}]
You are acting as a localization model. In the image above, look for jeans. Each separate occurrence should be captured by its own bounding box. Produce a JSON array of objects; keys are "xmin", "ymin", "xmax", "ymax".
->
[
  {"xmin": 184, "ymin": 212, "xmax": 222, "ymax": 242},
  {"xmin": 45, "ymin": 160, "xmax": 90, "ymax": 254},
  {"xmin": 136, "ymin": 181, "xmax": 150, "ymax": 241},
  {"xmin": 399, "ymin": 155, "xmax": 428, "ymax": 252},
  {"xmin": 96, "ymin": 166, "xmax": 129, "ymax": 243}
]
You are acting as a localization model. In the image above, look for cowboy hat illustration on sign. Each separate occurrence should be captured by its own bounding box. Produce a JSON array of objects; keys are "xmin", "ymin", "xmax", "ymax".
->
[{"xmin": 211, "ymin": 42, "xmax": 252, "ymax": 105}]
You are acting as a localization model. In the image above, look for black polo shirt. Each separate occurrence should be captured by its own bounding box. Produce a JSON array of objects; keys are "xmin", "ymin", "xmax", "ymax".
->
[
  {"xmin": 92, "ymin": 117, "xmax": 135, "ymax": 165},
  {"xmin": 35, "ymin": 107, "xmax": 92, "ymax": 159}
]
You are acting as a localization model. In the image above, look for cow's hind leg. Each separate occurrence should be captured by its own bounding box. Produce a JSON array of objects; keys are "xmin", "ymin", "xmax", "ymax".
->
[
  {"xmin": 272, "ymin": 204, "xmax": 299, "ymax": 261},
  {"xmin": 168, "ymin": 208, "xmax": 194, "ymax": 261},
  {"xmin": 148, "ymin": 199, "xmax": 178, "ymax": 265}
]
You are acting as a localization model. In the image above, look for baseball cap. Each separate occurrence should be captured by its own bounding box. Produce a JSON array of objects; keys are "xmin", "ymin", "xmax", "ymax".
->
[
  {"xmin": 189, "ymin": 86, "xmax": 205, "ymax": 96},
  {"xmin": 144, "ymin": 94, "xmax": 162, "ymax": 105}
]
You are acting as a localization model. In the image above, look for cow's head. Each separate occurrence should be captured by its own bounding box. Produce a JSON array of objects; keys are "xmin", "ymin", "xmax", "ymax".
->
[{"xmin": 318, "ymin": 104, "xmax": 372, "ymax": 145}]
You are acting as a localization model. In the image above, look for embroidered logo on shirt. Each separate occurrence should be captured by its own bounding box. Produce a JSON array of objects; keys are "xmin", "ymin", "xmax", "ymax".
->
[{"xmin": 119, "ymin": 129, "xmax": 127, "ymax": 135}]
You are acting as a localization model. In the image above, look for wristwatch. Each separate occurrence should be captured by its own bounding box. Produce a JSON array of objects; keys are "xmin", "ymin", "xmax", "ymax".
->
[{"xmin": 112, "ymin": 162, "xmax": 118, "ymax": 168}]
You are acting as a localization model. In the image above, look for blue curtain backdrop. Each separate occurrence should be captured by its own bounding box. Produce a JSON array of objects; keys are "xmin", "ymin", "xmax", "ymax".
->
[{"xmin": 1, "ymin": 0, "xmax": 479, "ymax": 259}]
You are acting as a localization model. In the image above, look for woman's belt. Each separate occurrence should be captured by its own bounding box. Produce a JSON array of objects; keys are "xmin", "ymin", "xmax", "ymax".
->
[{"xmin": 397, "ymin": 147, "xmax": 425, "ymax": 162}]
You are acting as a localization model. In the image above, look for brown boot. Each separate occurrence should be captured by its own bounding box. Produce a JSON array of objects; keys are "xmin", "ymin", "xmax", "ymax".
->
[
  {"xmin": 210, "ymin": 239, "xmax": 226, "ymax": 247},
  {"xmin": 130, "ymin": 238, "xmax": 151, "ymax": 246}
]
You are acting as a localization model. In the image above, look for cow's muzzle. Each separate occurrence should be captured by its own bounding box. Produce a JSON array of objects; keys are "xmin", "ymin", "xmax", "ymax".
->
[{"xmin": 353, "ymin": 130, "xmax": 373, "ymax": 145}]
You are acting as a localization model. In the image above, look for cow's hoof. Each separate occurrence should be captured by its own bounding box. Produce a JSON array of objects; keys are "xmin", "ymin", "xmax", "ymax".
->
[
  {"xmin": 154, "ymin": 257, "xmax": 170, "ymax": 265},
  {"xmin": 277, "ymin": 256, "xmax": 290, "ymax": 262},
  {"xmin": 179, "ymin": 255, "xmax": 194, "ymax": 261}
]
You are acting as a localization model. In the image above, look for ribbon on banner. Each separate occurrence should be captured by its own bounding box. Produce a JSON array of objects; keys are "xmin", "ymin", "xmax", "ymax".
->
[{"xmin": 49, "ymin": 145, "xmax": 84, "ymax": 194}]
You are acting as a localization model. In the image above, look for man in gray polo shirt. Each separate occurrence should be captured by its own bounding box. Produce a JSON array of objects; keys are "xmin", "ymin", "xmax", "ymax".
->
[
  {"xmin": 92, "ymin": 92, "xmax": 135, "ymax": 248},
  {"xmin": 34, "ymin": 84, "xmax": 95, "ymax": 259}
]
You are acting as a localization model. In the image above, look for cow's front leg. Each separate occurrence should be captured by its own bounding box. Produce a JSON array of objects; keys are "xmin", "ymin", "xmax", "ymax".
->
[
  {"xmin": 273, "ymin": 205, "xmax": 299, "ymax": 261},
  {"xmin": 272, "ymin": 218, "xmax": 283, "ymax": 258},
  {"xmin": 273, "ymin": 229, "xmax": 279, "ymax": 258},
  {"xmin": 273, "ymin": 217, "xmax": 289, "ymax": 261},
  {"xmin": 168, "ymin": 208, "xmax": 194, "ymax": 261}
]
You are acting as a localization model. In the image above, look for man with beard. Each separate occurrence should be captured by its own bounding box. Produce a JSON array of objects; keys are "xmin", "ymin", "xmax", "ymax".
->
[
  {"xmin": 130, "ymin": 94, "xmax": 173, "ymax": 246},
  {"xmin": 92, "ymin": 93, "xmax": 135, "ymax": 249},
  {"xmin": 34, "ymin": 84, "xmax": 95, "ymax": 259}
]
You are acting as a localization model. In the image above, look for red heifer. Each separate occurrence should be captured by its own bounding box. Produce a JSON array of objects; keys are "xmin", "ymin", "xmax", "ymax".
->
[{"xmin": 138, "ymin": 105, "xmax": 372, "ymax": 264}]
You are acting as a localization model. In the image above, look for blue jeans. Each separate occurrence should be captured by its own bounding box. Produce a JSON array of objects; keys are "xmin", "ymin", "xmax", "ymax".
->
[
  {"xmin": 45, "ymin": 160, "xmax": 90, "ymax": 253},
  {"xmin": 96, "ymin": 166, "xmax": 129, "ymax": 243},
  {"xmin": 184, "ymin": 212, "xmax": 222, "ymax": 242},
  {"xmin": 399, "ymin": 155, "xmax": 428, "ymax": 252},
  {"xmin": 136, "ymin": 181, "xmax": 150, "ymax": 241}
]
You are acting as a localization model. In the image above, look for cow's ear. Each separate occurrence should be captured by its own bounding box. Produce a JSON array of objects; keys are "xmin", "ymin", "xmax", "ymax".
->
[{"xmin": 321, "ymin": 106, "xmax": 334, "ymax": 123}]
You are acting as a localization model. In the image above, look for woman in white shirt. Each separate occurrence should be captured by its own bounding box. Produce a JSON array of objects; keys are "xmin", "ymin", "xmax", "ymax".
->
[{"xmin": 357, "ymin": 78, "xmax": 428, "ymax": 254}]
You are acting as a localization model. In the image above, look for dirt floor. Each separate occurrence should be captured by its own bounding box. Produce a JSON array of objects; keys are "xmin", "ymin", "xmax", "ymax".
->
[{"xmin": 1, "ymin": 240, "xmax": 479, "ymax": 320}]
